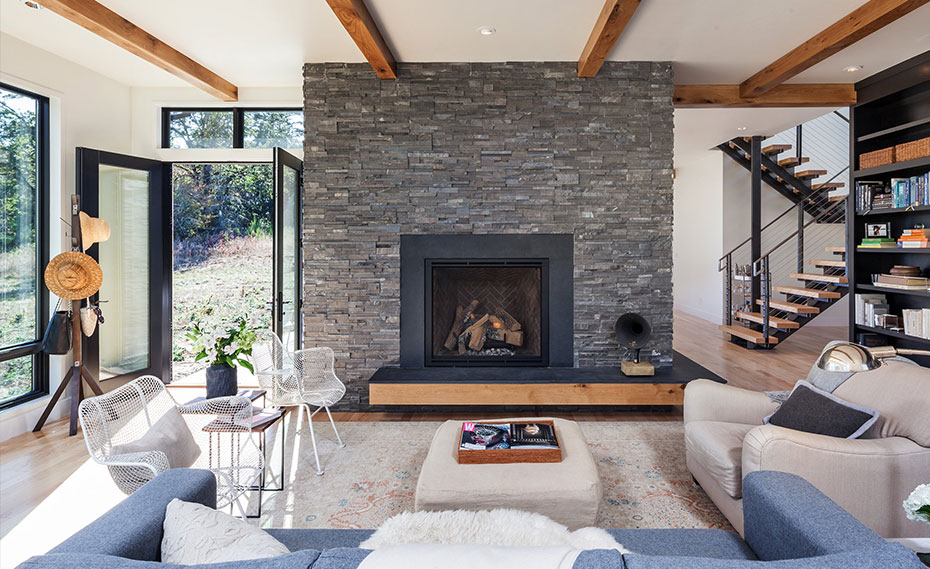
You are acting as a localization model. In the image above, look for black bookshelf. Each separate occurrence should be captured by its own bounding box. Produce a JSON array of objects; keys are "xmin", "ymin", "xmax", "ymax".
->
[{"xmin": 849, "ymin": 50, "xmax": 930, "ymax": 357}]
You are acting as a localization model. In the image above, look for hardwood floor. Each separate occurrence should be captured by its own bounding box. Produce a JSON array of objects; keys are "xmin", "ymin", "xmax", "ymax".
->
[
  {"xmin": 674, "ymin": 310, "xmax": 845, "ymax": 393},
  {"xmin": 0, "ymin": 310, "xmax": 846, "ymax": 554}
]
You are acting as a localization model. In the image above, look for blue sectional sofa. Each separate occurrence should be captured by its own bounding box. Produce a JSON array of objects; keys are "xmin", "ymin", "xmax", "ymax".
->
[{"xmin": 16, "ymin": 469, "xmax": 923, "ymax": 568}]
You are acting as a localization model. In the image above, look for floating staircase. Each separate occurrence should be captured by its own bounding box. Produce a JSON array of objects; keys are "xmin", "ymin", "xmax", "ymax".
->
[{"xmin": 717, "ymin": 111, "xmax": 850, "ymax": 350}]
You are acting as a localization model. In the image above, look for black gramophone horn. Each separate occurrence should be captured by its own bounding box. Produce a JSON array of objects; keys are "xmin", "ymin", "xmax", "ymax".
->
[{"xmin": 615, "ymin": 313, "xmax": 651, "ymax": 363}]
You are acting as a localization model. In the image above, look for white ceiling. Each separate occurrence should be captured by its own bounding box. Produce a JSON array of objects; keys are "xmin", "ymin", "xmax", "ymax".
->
[{"xmin": 1, "ymin": 0, "xmax": 928, "ymax": 162}]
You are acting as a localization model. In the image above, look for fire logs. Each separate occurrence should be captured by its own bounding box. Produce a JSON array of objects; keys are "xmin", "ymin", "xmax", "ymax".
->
[{"xmin": 446, "ymin": 302, "xmax": 524, "ymax": 354}]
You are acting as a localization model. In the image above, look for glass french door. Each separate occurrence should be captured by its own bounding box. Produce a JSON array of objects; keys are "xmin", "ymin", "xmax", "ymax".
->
[
  {"xmin": 77, "ymin": 148, "xmax": 170, "ymax": 383},
  {"xmin": 273, "ymin": 148, "xmax": 303, "ymax": 352}
]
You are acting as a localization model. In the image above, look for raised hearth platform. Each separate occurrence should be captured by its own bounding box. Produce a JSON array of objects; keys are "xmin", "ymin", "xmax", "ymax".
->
[{"xmin": 369, "ymin": 351, "xmax": 723, "ymax": 406}]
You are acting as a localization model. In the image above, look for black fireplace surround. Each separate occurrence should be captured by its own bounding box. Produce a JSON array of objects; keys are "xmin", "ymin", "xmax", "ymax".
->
[{"xmin": 400, "ymin": 234, "xmax": 573, "ymax": 368}]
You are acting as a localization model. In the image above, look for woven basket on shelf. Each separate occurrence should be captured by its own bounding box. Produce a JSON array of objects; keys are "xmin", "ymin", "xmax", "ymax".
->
[
  {"xmin": 895, "ymin": 136, "xmax": 930, "ymax": 162},
  {"xmin": 859, "ymin": 147, "xmax": 894, "ymax": 170}
]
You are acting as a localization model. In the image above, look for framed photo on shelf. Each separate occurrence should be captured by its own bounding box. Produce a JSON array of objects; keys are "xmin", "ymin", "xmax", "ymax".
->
[{"xmin": 865, "ymin": 222, "xmax": 891, "ymax": 238}]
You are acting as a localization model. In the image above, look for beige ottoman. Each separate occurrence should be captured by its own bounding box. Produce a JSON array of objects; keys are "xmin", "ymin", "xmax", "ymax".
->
[{"xmin": 414, "ymin": 417, "xmax": 603, "ymax": 530}]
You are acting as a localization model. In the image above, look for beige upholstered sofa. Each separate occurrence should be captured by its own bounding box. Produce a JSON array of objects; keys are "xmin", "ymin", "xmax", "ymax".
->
[{"xmin": 684, "ymin": 360, "xmax": 930, "ymax": 538}]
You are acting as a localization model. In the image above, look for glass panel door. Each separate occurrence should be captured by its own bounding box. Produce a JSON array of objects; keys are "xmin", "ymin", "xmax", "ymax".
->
[
  {"xmin": 77, "ymin": 148, "xmax": 169, "ymax": 382},
  {"xmin": 273, "ymin": 148, "xmax": 302, "ymax": 351}
]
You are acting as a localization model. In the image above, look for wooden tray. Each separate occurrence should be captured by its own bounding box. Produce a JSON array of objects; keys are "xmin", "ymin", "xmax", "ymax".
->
[{"xmin": 456, "ymin": 420, "xmax": 562, "ymax": 464}]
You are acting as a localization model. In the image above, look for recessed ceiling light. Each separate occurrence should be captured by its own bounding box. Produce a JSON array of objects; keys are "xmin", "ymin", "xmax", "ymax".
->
[
  {"xmin": 844, "ymin": 65, "xmax": 863, "ymax": 73},
  {"xmin": 737, "ymin": 126, "xmax": 748, "ymax": 131},
  {"xmin": 23, "ymin": 1, "xmax": 41, "ymax": 8},
  {"xmin": 477, "ymin": 26, "xmax": 496, "ymax": 36}
]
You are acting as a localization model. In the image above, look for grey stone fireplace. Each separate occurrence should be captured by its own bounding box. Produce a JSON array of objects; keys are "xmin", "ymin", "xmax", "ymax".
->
[
  {"xmin": 399, "ymin": 234, "xmax": 573, "ymax": 368},
  {"xmin": 302, "ymin": 61, "xmax": 674, "ymax": 409}
]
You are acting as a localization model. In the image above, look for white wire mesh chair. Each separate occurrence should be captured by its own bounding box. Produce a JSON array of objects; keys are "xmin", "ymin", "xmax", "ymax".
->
[
  {"xmin": 294, "ymin": 347, "xmax": 347, "ymax": 476},
  {"xmin": 252, "ymin": 329, "xmax": 301, "ymax": 408},
  {"xmin": 78, "ymin": 375, "xmax": 264, "ymax": 517}
]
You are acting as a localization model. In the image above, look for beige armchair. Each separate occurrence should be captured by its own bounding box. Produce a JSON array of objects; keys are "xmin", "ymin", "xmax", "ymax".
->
[{"xmin": 684, "ymin": 360, "xmax": 930, "ymax": 539}]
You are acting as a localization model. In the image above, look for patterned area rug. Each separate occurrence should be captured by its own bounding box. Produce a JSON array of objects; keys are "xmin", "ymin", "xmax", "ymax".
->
[{"xmin": 256, "ymin": 419, "xmax": 730, "ymax": 531}]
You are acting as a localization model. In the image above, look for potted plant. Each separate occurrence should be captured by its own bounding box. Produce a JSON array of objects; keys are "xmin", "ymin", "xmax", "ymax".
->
[{"xmin": 186, "ymin": 306, "xmax": 259, "ymax": 399}]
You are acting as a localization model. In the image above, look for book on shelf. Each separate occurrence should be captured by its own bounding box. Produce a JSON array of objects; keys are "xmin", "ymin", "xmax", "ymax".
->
[
  {"xmin": 856, "ymin": 180, "xmax": 886, "ymax": 212},
  {"xmin": 875, "ymin": 274, "xmax": 930, "ymax": 287},
  {"xmin": 899, "ymin": 240, "xmax": 930, "ymax": 248},
  {"xmin": 887, "ymin": 173, "xmax": 930, "ymax": 209},
  {"xmin": 903, "ymin": 309, "xmax": 925, "ymax": 339},
  {"xmin": 857, "ymin": 332, "xmax": 885, "ymax": 347},
  {"xmin": 855, "ymin": 293, "xmax": 887, "ymax": 326},
  {"xmin": 858, "ymin": 240, "xmax": 898, "ymax": 248}
]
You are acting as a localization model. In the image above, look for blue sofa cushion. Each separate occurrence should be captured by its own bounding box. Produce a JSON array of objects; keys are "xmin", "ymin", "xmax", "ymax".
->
[
  {"xmin": 622, "ymin": 543, "xmax": 923, "ymax": 568},
  {"xmin": 742, "ymin": 471, "xmax": 885, "ymax": 561},
  {"xmin": 16, "ymin": 550, "xmax": 320, "ymax": 569},
  {"xmin": 48, "ymin": 469, "xmax": 217, "ymax": 561},
  {"xmin": 608, "ymin": 529, "xmax": 756, "ymax": 559},
  {"xmin": 265, "ymin": 529, "xmax": 375, "ymax": 551},
  {"xmin": 573, "ymin": 550, "xmax": 624, "ymax": 569},
  {"xmin": 310, "ymin": 548, "xmax": 371, "ymax": 569}
]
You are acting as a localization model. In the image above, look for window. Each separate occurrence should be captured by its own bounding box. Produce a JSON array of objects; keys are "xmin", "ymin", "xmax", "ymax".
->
[
  {"xmin": 162, "ymin": 108, "xmax": 302, "ymax": 149},
  {"xmin": 0, "ymin": 83, "xmax": 49, "ymax": 409}
]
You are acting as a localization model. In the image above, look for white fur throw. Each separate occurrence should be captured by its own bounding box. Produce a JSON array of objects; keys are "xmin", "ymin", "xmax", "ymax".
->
[{"xmin": 359, "ymin": 509, "xmax": 627, "ymax": 552}]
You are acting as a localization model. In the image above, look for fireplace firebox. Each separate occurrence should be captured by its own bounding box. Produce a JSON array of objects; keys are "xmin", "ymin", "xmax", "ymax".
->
[
  {"xmin": 427, "ymin": 261, "xmax": 547, "ymax": 366},
  {"xmin": 400, "ymin": 234, "xmax": 573, "ymax": 368}
]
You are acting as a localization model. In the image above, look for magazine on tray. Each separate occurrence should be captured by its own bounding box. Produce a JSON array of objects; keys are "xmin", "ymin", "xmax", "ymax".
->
[{"xmin": 460, "ymin": 422, "xmax": 559, "ymax": 450}]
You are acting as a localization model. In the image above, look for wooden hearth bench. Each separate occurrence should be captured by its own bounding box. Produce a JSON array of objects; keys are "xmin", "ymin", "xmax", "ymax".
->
[{"xmin": 369, "ymin": 352, "xmax": 723, "ymax": 406}]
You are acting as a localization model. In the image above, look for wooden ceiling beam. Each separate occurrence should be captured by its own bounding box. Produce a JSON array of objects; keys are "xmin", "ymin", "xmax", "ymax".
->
[
  {"xmin": 674, "ymin": 84, "xmax": 857, "ymax": 108},
  {"xmin": 578, "ymin": 0, "xmax": 642, "ymax": 78},
  {"xmin": 39, "ymin": 0, "xmax": 237, "ymax": 101},
  {"xmin": 325, "ymin": 0, "xmax": 397, "ymax": 79},
  {"xmin": 739, "ymin": 0, "xmax": 930, "ymax": 98}
]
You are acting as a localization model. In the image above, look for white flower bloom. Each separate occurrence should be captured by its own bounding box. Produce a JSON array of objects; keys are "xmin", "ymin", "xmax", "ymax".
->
[
  {"xmin": 223, "ymin": 344, "xmax": 237, "ymax": 355},
  {"xmin": 903, "ymin": 484, "xmax": 930, "ymax": 524}
]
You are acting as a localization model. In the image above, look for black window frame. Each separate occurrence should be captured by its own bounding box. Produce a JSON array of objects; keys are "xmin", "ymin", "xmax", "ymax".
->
[
  {"xmin": 0, "ymin": 82, "xmax": 50, "ymax": 411},
  {"xmin": 161, "ymin": 107, "xmax": 302, "ymax": 149}
]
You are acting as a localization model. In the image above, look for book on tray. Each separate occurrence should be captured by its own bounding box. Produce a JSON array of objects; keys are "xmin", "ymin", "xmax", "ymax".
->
[{"xmin": 459, "ymin": 422, "xmax": 560, "ymax": 451}]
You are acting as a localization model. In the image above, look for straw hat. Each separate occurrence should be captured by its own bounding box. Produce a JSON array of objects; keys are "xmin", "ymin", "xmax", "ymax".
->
[
  {"xmin": 78, "ymin": 212, "xmax": 111, "ymax": 251},
  {"xmin": 44, "ymin": 251, "xmax": 103, "ymax": 300}
]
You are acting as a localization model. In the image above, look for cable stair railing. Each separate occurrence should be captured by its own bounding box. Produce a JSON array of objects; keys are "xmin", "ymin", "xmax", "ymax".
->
[
  {"xmin": 717, "ymin": 111, "xmax": 850, "ymax": 349},
  {"xmin": 718, "ymin": 187, "xmax": 847, "ymax": 347}
]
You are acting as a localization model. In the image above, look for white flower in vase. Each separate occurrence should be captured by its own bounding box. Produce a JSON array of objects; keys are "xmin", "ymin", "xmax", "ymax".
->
[{"xmin": 904, "ymin": 483, "xmax": 930, "ymax": 525}]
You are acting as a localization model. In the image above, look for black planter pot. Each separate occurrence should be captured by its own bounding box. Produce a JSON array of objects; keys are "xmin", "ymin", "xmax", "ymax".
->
[{"xmin": 205, "ymin": 364, "xmax": 238, "ymax": 399}]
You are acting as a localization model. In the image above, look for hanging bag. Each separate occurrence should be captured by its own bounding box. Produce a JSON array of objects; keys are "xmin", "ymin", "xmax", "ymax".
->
[{"xmin": 42, "ymin": 299, "xmax": 72, "ymax": 355}]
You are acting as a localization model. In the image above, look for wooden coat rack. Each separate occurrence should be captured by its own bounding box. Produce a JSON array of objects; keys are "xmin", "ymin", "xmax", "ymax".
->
[{"xmin": 34, "ymin": 194, "xmax": 105, "ymax": 436}]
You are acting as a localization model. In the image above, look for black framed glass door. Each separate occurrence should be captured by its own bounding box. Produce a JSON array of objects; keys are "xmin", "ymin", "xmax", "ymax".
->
[
  {"xmin": 77, "ymin": 148, "xmax": 170, "ymax": 383},
  {"xmin": 273, "ymin": 148, "xmax": 302, "ymax": 352}
]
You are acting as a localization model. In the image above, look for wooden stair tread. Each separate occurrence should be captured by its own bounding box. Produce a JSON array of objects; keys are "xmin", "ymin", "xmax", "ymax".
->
[
  {"xmin": 777, "ymin": 156, "xmax": 809, "ymax": 167},
  {"xmin": 774, "ymin": 285, "xmax": 842, "ymax": 299},
  {"xmin": 826, "ymin": 246, "xmax": 846, "ymax": 253},
  {"xmin": 790, "ymin": 272, "xmax": 848, "ymax": 284},
  {"xmin": 735, "ymin": 312, "xmax": 800, "ymax": 329},
  {"xmin": 762, "ymin": 144, "xmax": 792, "ymax": 156},
  {"xmin": 795, "ymin": 169, "xmax": 827, "ymax": 179},
  {"xmin": 756, "ymin": 299, "xmax": 820, "ymax": 314},
  {"xmin": 719, "ymin": 324, "xmax": 779, "ymax": 344},
  {"xmin": 809, "ymin": 259, "xmax": 846, "ymax": 268},
  {"xmin": 828, "ymin": 194, "xmax": 848, "ymax": 202},
  {"xmin": 813, "ymin": 182, "xmax": 845, "ymax": 189}
]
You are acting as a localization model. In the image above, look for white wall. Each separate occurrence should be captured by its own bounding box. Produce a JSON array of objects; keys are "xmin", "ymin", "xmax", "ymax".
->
[
  {"xmin": 0, "ymin": 33, "xmax": 133, "ymax": 442},
  {"xmin": 673, "ymin": 152, "xmax": 724, "ymax": 323}
]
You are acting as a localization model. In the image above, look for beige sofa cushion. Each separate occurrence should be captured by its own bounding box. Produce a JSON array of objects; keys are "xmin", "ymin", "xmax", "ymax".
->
[
  {"xmin": 684, "ymin": 421, "xmax": 755, "ymax": 499},
  {"xmin": 414, "ymin": 417, "xmax": 602, "ymax": 530},
  {"xmin": 833, "ymin": 360, "xmax": 930, "ymax": 447}
]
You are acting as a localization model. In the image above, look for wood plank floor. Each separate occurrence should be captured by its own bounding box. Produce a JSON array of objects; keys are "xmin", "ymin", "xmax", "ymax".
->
[{"xmin": 0, "ymin": 310, "xmax": 847, "ymax": 546}]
